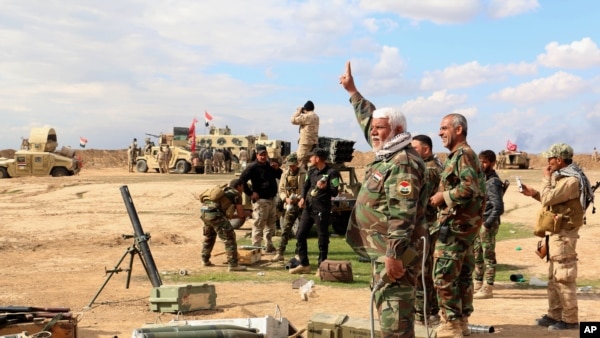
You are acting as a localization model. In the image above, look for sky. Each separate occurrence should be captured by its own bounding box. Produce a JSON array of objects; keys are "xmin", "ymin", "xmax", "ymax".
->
[{"xmin": 2, "ymin": 0, "xmax": 600, "ymax": 155}]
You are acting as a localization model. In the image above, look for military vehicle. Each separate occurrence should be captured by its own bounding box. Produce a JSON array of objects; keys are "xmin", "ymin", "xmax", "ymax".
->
[
  {"xmin": 136, "ymin": 127, "xmax": 199, "ymax": 174},
  {"xmin": 0, "ymin": 127, "xmax": 81, "ymax": 178},
  {"xmin": 195, "ymin": 126, "xmax": 291, "ymax": 173},
  {"xmin": 502, "ymin": 150, "xmax": 530, "ymax": 169}
]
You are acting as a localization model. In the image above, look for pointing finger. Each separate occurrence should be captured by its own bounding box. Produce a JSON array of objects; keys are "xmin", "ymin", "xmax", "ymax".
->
[{"xmin": 345, "ymin": 60, "xmax": 352, "ymax": 76}]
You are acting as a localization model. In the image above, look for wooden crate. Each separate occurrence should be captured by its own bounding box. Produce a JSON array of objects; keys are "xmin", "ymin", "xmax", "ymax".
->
[
  {"xmin": 0, "ymin": 318, "xmax": 77, "ymax": 338},
  {"xmin": 238, "ymin": 248, "xmax": 261, "ymax": 265}
]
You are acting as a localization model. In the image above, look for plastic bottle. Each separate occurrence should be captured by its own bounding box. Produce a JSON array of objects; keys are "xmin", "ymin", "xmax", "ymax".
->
[
  {"xmin": 310, "ymin": 175, "xmax": 328, "ymax": 197},
  {"xmin": 299, "ymin": 280, "xmax": 314, "ymax": 301}
]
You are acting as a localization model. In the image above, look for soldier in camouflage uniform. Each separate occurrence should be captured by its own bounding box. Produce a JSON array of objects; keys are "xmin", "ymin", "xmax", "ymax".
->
[
  {"xmin": 340, "ymin": 61, "xmax": 427, "ymax": 338},
  {"xmin": 200, "ymin": 179, "xmax": 248, "ymax": 272},
  {"xmin": 272, "ymin": 152, "xmax": 305, "ymax": 262},
  {"xmin": 291, "ymin": 100, "xmax": 319, "ymax": 169},
  {"xmin": 521, "ymin": 143, "xmax": 593, "ymax": 331},
  {"xmin": 429, "ymin": 113, "xmax": 486, "ymax": 338},
  {"xmin": 411, "ymin": 135, "xmax": 443, "ymax": 326},
  {"xmin": 473, "ymin": 150, "xmax": 505, "ymax": 299}
]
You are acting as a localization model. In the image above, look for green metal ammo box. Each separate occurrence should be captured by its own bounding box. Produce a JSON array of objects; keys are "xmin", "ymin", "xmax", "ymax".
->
[{"xmin": 149, "ymin": 283, "xmax": 217, "ymax": 313}]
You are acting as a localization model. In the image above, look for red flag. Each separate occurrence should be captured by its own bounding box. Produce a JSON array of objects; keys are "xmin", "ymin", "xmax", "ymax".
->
[
  {"xmin": 506, "ymin": 140, "xmax": 517, "ymax": 152},
  {"xmin": 188, "ymin": 118, "xmax": 198, "ymax": 152}
]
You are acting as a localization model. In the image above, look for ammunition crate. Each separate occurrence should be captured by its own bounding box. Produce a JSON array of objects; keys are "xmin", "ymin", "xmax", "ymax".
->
[
  {"xmin": 149, "ymin": 283, "xmax": 217, "ymax": 313},
  {"xmin": 308, "ymin": 313, "xmax": 374, "ymax": 338},
  {"xmin": 0, "ymin": 318, "xmax": 77, "ymax": 338},
  {"xmin": 239, "ymin": 248, "xmax": 261, "ymax": 265}
]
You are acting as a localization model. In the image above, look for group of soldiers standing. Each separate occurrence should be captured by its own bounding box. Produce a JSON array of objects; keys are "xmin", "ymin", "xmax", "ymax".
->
[{"xmin": 198, "ymin": 147, "xmax": 233, "ymax": 175}]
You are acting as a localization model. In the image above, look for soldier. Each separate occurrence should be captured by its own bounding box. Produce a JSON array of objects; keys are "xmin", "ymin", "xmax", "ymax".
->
[
  {"xmin": 429, "ymin": 113, "xmax": 486, "ymax": 338},
  {"xmin": 156, "ymin": 146, "xmax": 167, "ymax": 173},
  {"xmin": 289, "ymin": 148, "xmax": 340, "ymax": 274},
  {"xmin": 272, "ymin": 152, "xmax": 305, "ymax": 262},
  {"xmin": 291, "ymin": 100, "xmax": 319, "ymax": 169},
  {"xmin": 161, "ymin": 145, "xmax": 172, "ymax": 174},
  {"xmin": 520, "ymin": 143, "xmax": 593, "ymax": 331},
  {"xmin": 497, "ymin": 150, "xmax": 505, "ymax": 169},
  {"xmin": 593, "ymin": 147, "xmax": 598, "ymax": 162},
  {"xmin": 239, "ymin": 145, "xmax": 283, "ymax": 252},
  {"xmin": 127, "ymin": 146, "xmax": 135, "ymax": 173},
  {"xmin": 411, "ymin": 134, "xmax": 443, "ymax": 326},
  {"xmin": 340, "ymin": 61, "xmax": 427, "ymax": 338},
  {"xmin": 223, "ymin": 148, "xmax": 232, "ymax": 173},
  {"xmin": 200, "ymin": 179, "xmax": 248, "ymax": 272},
  {"xmin": 203, "ymin": 147, "xmax": 213, "ymax": 175},
  {"xmin": 239, "ymin": 147, "xmax": 249, "ymax": 170},
  {"xmin": 473, "ymin": 150, "xmax": 505, "ymax": 299},
  {"xmin": 213, "ymin": 149, "xmax": 225, "ymax": 173},
  {"xmin": 144, "ymin": 137, "xmax": 153, "ymax": 155}
]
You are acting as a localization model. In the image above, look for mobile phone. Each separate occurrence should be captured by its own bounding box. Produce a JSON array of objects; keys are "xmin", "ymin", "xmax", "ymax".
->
[{"xmin": 516, "ymin": 177, "xmax": 523, "ymax": 193}]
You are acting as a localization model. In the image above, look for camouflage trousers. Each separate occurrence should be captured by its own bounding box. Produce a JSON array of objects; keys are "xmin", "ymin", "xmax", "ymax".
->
[
  {"xmin": 433, "ymin": 236, "xmax": 475, "ymax": 322},
  {"xmin": 373, "ymin": 261, "xmax": 416, "ymax": 338},
  {"xmin": 277, "ymin": 204, "xmax": 301, "ymax": 255},
  {"xmin": 415, "ymin": 229, "xmax": 440, "ymax": 321},
  {"xmin": 547, "ymin": 228, "xmax": 579, "ymax": 323},
  {"xmin": 200, "ymin": 211, "xmax": 239, "ymax": 266},
  {"xmin": 473, "ymin": 219, "xmax": 499, "ymax": 284},
  {"xmin": 252, "ymin": 198, "xmax": 277, "ymax": 249}
]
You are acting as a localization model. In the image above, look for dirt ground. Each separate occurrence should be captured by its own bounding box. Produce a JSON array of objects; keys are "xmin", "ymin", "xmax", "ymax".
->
[{"xmin": 1, "ymin": 150, "xmax": 599, "ymax": 338}]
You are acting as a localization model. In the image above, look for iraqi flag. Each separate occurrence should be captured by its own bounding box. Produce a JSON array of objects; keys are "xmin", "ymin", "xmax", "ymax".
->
[
  {"xmin": 79, "ymin": 137, "xmax": 88, "ymax": 148},
  {"xmin": 188, "ymin": 118, "xmax": 198, "ymax": 152},
  {"xmin": 204, "ymin": 111, "xmax": 213, "ymax": 127}
]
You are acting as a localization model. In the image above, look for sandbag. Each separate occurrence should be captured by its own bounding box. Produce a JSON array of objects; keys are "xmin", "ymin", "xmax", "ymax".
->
[{"xmin": 318, "ymin": 260, "xmax": 353, "ymax": 283}]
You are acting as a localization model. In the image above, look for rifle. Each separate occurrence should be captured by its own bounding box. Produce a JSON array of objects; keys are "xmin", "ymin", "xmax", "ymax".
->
[{"xmin": 145, "ymin": 133, "xmax": 161, "ymax": 139}]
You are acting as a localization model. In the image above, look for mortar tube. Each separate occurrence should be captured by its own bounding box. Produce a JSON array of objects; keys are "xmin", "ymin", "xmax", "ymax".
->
[
  {"xmin": 134, "ymin": 329, "xmax": 265, "ymax": 338},
  {"xmin": 134, "ymin": 324, "xmax": 259, "ymax": 333},
  {"xmin": 467, "ymin": 324, "xmax": 495, "ymax": 333}
]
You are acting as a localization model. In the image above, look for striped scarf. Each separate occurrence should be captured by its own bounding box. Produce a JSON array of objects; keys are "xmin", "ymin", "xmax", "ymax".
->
[
  {"xmin": 555, "ymin": 163, "xmax": 594, "ymax": 214},
  {"xmin": 375, "ymin": 132, "xmax": 412, "ymax": 161}
]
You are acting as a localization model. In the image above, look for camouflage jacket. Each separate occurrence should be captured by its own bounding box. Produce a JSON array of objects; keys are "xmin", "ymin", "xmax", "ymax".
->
[
  {"xmin": 423, "ymin": 155, "xmax": 443, "ymax": 226},
  {"xmin": 291, "ymin": 108, "xmax": 319, "ymax": 145},
  {"xmin": 483, "ymin": 170, "xmax": 504, "ymax": 228},
  {"xmin": 436, "ymin": 141, "xmax": 486, "ymax": 242},
  {"xmin": 345, "ymin": 93, "xmax": 427, "ymax": 260}
]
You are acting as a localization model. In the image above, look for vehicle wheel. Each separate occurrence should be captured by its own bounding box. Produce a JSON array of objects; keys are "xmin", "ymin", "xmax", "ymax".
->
[
  {"xmin": 175, "ymin": 160, "xmax": 191, "ymax": 174},
  {"xmin": 136, "ymin": 160, "xmax": 148, "ymax": 173},
  {"xmin": 195, "ymin": 166, "xmax": 205, "ymax": 174},
  {"xmin": 51, "ymin": 167, "xmax": 69, "ymax": 177},
  {"xmin": 331, "ymin": 210, "xmax": 351, "ymax": 236},
  {"xmin": 0, "ymin": 167, "xmax": 9, "ymax": 178}
]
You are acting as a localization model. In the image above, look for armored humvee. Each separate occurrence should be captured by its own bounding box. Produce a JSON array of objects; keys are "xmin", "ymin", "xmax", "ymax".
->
[
  {"xmin": 0, "ymin": 127, "xmax": 81, "ymax": 178},
  {"xmin": 136, "ymin": 127, "xmax": 199, "ymax": 174},
  {"xmin": 503, "ymin": 150, "xmax": 530, "ymax": 169}
]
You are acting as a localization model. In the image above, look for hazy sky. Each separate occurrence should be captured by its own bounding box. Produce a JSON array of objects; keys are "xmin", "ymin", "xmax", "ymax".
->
[{"xmin": 2, "ymin": 0, "xmax": 599, "ymax": 154}]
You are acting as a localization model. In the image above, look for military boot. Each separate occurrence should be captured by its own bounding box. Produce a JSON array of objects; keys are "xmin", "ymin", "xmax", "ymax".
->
[
  {"xmin": 473, "ymin": 284, "xmax": 493, "ymax": 299},
  {"xmin": 435, "ymin": 319, "xmax": 463, "ymax": 338},
  {"xmin": 270, "ymin": 253, "xmax": 284, "ymax": 262},
  {"xmin": 460, "ymin": 317, "xmax": 471, "ymax": 336},
  {"xmin": 473, "ymin": 280, "xmax": 483, "ymax": 293}
]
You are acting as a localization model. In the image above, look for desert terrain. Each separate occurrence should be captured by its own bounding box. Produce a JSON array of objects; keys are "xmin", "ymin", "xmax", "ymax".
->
[{"xmin": 0, "ymin": 149, "xmax": 599, "ymax": 338}]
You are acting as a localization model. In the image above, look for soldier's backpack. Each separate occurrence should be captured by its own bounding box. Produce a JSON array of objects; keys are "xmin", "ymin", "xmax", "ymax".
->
[{"xmin": 199, "ymin": 184, "xmax": 236, "ymax": 218}]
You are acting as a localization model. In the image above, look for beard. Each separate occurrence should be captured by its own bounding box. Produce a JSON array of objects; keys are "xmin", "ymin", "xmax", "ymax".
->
[{"xmin": 372, "ymin": 134, "xmax": 392, "ymax": 152}]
